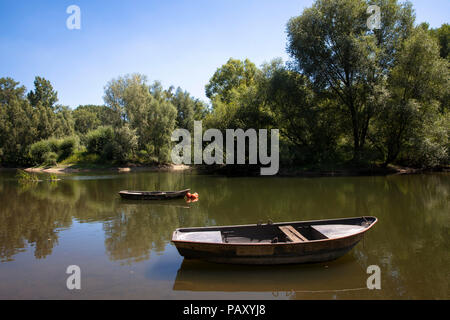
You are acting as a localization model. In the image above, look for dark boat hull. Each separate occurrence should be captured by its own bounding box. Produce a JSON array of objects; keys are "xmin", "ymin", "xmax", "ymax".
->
[
  {"xmin": 174, "ymin": 235, "xmax": 361, "ymax": 265},
  {"xmin": 119, "ymin": 189, "xmax": 190, "ymax": 200},
  {"xmin": 172, "ymin": 217, "xmax": 376, "ymax": 265}
]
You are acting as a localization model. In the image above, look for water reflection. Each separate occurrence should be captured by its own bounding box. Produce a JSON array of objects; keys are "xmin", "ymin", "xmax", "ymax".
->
[
  {"xmin": 0, "ymin": 170, "xmax": 448, "ymax": 299},
  {"xmin": 173, "ymin": 255, "xmax": 368, "ymax": 295}
]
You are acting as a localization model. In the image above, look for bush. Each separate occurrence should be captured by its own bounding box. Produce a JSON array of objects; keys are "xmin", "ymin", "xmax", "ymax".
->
[
  {"xmin": 84, "ymin": 125, "xmax": 137, "ymax": 163},
  {"xmin": 30, "ymin": 136, "xmax": 79, "ymax": 165},
  {"xmin": 43, "ymin": 152, "xmax": 58, "ymax": 166},
  {"xmin": 85, "ymin": 126, "xmax": 114, "ymax": 156},
  {"xmin": 30, "ymin": 140, "xmax": 51, "ymax": 165},
  {"xmin": 58, "ymin": 136, "xmax": 79, "ymax": 161},
  {"xmin": 111, "ymin": 125, "xmax": 138, "ymax": 162},
  {"xmin": 47, "ymin": 138, "xmax": 60, "ymax": 153}
]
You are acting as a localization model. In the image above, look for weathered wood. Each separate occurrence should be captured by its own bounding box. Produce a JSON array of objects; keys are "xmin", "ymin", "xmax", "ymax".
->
[
  {"xmin": 119, "ymin": 189, "xmax": 190, "ymax": 200},
  {"xmin": 177, "ymin": 231, "xmax": 223, "ymax": 243},
  {"xmin": 279, "ymin": 226, "xmax": 308, "ymax": 242},
  {"xmin": 172, "ymin": 216, "xmax": 378, "ymax": 265}
]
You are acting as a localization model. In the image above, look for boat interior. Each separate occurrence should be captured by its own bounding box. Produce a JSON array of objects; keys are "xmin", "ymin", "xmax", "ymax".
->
[{"xmin": 173, "ymin": 217, "xmax": 376, "ymax": 244}]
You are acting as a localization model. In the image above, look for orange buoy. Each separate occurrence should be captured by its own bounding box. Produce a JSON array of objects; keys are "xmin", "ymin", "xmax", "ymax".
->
[{"xmin": 185, "ymin": 192, "xmax": 199, "ymax": 201}]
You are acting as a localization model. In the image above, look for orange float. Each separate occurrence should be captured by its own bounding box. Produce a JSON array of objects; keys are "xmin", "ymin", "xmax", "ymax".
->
[{"xmin": 185, "ymin": 192, "xmax": 199, "ymax": 201}]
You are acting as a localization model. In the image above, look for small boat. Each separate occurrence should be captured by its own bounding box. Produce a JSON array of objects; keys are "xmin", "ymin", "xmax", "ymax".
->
[
  {"xmin": 172, "ymin": 216, "xmax": 377, "ymax": 265},
  {"xmin": 119, "ymin": 189, "xmax": 190, "ymax": 200}
]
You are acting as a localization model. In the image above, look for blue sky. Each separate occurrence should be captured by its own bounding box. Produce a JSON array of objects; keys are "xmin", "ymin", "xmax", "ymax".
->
[{"xmin": 0, "ymin": 0, "xmax": 448, "ymax": 108}]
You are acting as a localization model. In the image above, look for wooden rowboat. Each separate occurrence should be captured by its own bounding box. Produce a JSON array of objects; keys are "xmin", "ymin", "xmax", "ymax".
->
[
  {"xmin": 119, "ymin": 189, "xmax": 190, "ymax": 200},
  {"xmin": 172, "ymin": 216, "xmax": 377, "ymax": 265}
]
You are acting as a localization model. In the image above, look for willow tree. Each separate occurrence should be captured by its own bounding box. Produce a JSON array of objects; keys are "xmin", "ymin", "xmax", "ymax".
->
[
  {"xmin": 370, "ymin": 27, "xmax": 449, "ymax": 166},
  {"xmin": 103, "ymin": 74, "xmax": 177, "ymax": 162},
  {"xmin": 205, "ymin": 58, "xmax": 259, "ymax": 104},
  {"xmin": 287, "ymin": 0, "xmax": 414, "ymax": 161},
  {"xmin": 169, "ymin": 87, "xmax": 207, "ymax": 132}
]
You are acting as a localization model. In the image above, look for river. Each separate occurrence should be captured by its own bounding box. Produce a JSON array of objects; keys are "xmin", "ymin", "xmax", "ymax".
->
[{"xmin": 0, "ymin": 170, "xmax": 448, "ymax": 299}]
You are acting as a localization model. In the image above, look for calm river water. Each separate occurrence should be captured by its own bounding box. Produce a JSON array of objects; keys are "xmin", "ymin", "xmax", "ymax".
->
[{"xmin": 0, "ymin": 170, "xmax": 448, "ymax": 299}]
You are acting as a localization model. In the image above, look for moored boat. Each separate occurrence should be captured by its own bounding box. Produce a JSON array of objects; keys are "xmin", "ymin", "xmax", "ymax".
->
[
  {"xmin": 119, "ymin": 189, "xmax": 190, "ymax": 200},
  {"xmin": 172, "ymin": 216, "xmax": 377, "ymax": 265}
]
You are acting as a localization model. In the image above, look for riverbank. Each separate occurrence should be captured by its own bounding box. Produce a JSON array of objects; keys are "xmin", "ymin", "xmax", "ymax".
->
[
  {"xmin": 19, "ymin": 164, "xmax": 192, "ymax": 174},
  {"xmin": 277, "ymin": 164, "xmax": 450, "ymax": 177},
  {"xmin": 1, "ymin": 163, "xmax": 447, "ymax": 176}
]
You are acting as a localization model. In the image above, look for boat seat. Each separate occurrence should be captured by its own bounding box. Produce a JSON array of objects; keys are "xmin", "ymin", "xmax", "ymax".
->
[{"xmin": 279, "ymin": 226, "xmax": 308, "ymax": 243}]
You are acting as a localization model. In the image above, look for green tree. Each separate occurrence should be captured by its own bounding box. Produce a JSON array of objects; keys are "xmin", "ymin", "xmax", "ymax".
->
[
  {"xmin": 0, "ymin": 77, "xmax": 26, "ymax": 105},
  {"xmin": 73, "ymin": 105, "xmax": 112, "ymax": 135},
  {"xmin": 370, "ymin": 27, "xmax": 449, "ymax": 166},
  {"xmin": 422, "ymin": 23, "xmax": 449, "ymax": 60},
  {"xmin": 205, "ymin": 58, "xmax": 259, "ymax": 104},
  {"xmin": 147, "ymin": 84, "xmax": 177, "ymax": 162},
  {"xmin": 262, "ymin": 59, "xmax": 340, "ymax": 163},
  {"xmin": 0, "ymin": 97, "xmax": 36, "ymax": 165},
  {"xmin": 204, "ymin": 58, "xmax": 270, "ymax": 129},
  {"xmin": 287, "ymin": 0, "xmax": 415, "ymax": 161},
  {"xmin": 27, "ymin": 76, "xmax": 58, "ymax": 110},
  {"xmin": 103, "ymin": 74, "xmax": 177, "ymax": 162},
  {"xmin": 170, "ymin": 87, "xmax": 207, "ymax": 132}
]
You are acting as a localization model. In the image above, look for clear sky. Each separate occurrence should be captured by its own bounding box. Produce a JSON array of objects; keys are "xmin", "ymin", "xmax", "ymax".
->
[{"xmin": 0, "ymin": 0, "xmax": 448, "ymax": 108}]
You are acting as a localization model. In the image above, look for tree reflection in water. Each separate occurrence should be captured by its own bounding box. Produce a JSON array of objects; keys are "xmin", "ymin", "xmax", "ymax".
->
[{"xmin": 0, "ymin": 171, "xmax": 448, "ymax": 298}]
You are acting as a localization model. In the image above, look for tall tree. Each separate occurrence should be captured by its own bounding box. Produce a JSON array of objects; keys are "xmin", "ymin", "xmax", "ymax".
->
[
  {"xmin": 287, "ymin": 0, "xmax": 415, "ymax": 161},
  {"xmin": 262, "ymin": 59, "xmax": 340, "ymax": 163},
  {"xmin": 0, "ymin": 79, "xmax": 36, "ymax": 165},
  {"xmin": 428, "ymin": 23, "xmax": 449, "ymax": 60},
  {"xmin": 103, "ymin": 74, "xmax": 177, "ymax": 162},
  {"xmin": 27, "ymin": 76, "xmax": 58, "ymax": 110},
  {"xmin": 72, "ymin": 105, "xmax": 112, "ymax": 135},
  {"xmin": 205, "ymin": 58, "xmax": 259, "ymax": 104},
  {"xmin": 170, "ymin": 87, "xmax": 207, "ymax": 132},
  {"xmin": 370, "ymin": 27, "xmax": 449, "ymax": 166},
  {"xmin": 0, "ymin": 77, "xmax": 26, "ymax": 105}
]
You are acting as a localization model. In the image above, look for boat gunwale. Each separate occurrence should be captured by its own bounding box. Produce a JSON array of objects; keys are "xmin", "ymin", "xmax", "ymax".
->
[
  {"xmin": 119, "ymin": 188, "xmax": 190, "ymax": 195},
  {"xmin": 171, "ymin": 216, "xmax": 378, "ymax": 247}
]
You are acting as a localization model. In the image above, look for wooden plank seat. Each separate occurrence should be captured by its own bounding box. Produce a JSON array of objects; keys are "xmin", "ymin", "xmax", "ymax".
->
[{"xmin": 279, "ymin": 225, "xmax": 308, "ymax": 243}]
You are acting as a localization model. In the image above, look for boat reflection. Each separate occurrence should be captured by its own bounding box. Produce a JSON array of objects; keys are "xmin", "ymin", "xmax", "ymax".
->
[
  {"xmin": 118, "ymin": 198, "xmax": 193, "ymax": 209},
  {"xmin": 173, "ymin": 254, "xmax": 369, "ymax": 295}
]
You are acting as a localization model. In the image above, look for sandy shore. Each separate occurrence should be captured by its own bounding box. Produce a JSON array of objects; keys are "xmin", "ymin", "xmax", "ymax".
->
[{"xmin": 23, "ymin": 164, "xmax": 191, "ymax": 174}]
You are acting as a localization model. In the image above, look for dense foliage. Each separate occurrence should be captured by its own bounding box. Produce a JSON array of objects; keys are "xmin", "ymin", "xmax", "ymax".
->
[{"xmin": 0, "ymin": 0, "xmax": 448, "ymax": 169}]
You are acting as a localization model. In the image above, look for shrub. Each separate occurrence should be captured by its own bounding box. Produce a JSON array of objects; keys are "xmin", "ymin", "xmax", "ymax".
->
[
  {"xmin": 43, "ymin": 152, "xmax": 58, "ymax": 166},
  {"xmin": 111, "ymin": 125, "xmax": 138, "ymax": 163},
  {"xmin": 84, "ymin": 125, "xmax": 137, "ymax": 163},
  {"xmin": 85, "ymin": 126, "xmax": 114, "ymax": 155},
  {"xmin": 47, "ymin": 138, "xmax": 60, "ymax": 153},
  {"xmin": 30, "ymin": 136, "xmax": 79, "ymax": 165},
  {"xmin": 30, "ymin": 140, "xmax": 51, "ymax": 165},
  {"xmin": 58, "ymin": 136, "xmax": 79, "ymax": 161}
]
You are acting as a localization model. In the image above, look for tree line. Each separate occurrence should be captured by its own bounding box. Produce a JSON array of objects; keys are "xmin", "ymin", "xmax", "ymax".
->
[{"xmin": 0, "ymin": 0, "xmax": 448, "ymax": 170}]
